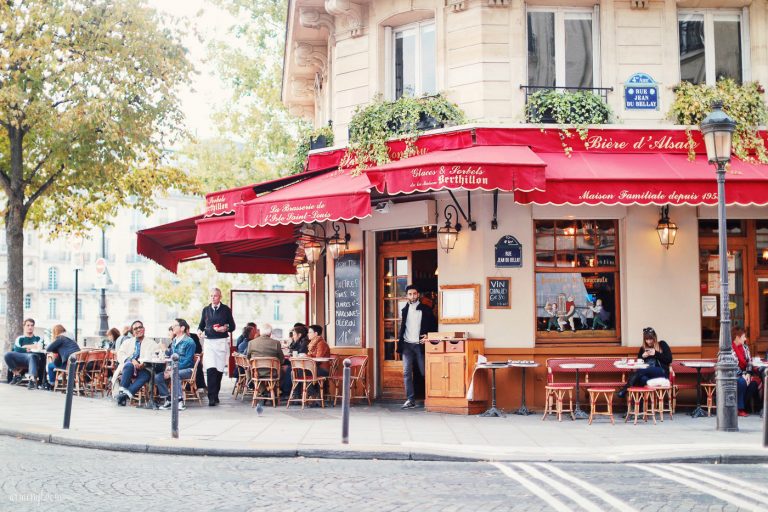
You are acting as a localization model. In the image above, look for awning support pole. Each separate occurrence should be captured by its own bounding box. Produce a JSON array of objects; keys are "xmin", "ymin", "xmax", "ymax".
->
[
  {"xmin": 447, "ymin": 190, "xmax": 477, "ymax": 231},
  {"xmin": 491, "ymin": 190, "xmax": 499, "ymax": 230}
]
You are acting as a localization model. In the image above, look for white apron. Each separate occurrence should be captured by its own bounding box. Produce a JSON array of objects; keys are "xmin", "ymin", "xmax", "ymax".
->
[{"xmin": 203, "ymin": 337, "xmax": 228, "ymax": 372}]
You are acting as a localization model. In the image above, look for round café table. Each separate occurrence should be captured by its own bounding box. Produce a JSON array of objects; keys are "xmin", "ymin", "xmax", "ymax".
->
[
  {"xmin": 27, "ymin": 350, "xmax": 48, "ymax": 386},
  {"xmin": 680, "ymin": 361, "xmax": 716, "ymax": 418},
  {"xmin": 508, "ymin": 361, "xmax": 539, "ymax": 415},
  {"xmin": 477, "ymin": 362, "xmax": 512, "ymax": 417},
  {"xmin": 559, "ymin": 363, "xmax": 595, "ymax": 419},
  {"xmin": 143, "ymin": 360, "xmax": 168, "ymax": 410}
]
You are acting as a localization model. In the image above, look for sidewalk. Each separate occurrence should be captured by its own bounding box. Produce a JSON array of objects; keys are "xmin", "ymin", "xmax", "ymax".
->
[{"xmin": 1, "ymin": 382, "xmax": 766, "ymax": 463}]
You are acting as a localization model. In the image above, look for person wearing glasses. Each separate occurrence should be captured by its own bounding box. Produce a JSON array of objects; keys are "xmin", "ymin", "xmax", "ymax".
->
[
  {"xmin": 732, "ymin": 327, "xmax": 760, "ymax": 416},
  {"xmin": 617, "ymin": 327, "xmax": 673, "ymax": 399},
  {"xmin": 197, "ymin": 287, "xmax": 236, "ymax": 406},
  {"xmin": 115, "ymin": 321, "xmax": 152, "ymax": 406},
  {"xmin": 155, "ymin": 319, "xmax": 196, "ymax": 410}
]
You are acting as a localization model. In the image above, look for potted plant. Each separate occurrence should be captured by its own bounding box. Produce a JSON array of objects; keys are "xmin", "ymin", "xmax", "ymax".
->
[
  {"xmin": 525, "ymin": 89, "xmax": 612, "ymax": 155},
  {"xmin": 669, "ymin": 79, "xmax": 768, "ymax": 163},
  {"xmin": 290, "ymin": 124, "xmax": 335, "ymax": 174},
  {"xmin": 342, "ymin": 94, "xmax": 466, "ymax": 171}
]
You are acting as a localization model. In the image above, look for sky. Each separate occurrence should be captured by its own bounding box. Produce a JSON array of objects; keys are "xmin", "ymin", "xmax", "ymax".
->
[{"xmin": 147, "ymin": 0, "xmax": 238, "ymax": 140}]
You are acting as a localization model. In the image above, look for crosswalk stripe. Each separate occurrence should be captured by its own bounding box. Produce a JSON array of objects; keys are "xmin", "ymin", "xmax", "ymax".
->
[
  {"xmin": 513, "ymin": 463, "xmax": 604, "ymax": 512},
  {"xmin": 534, "ymin": 463, "xmax": 638, "ymax": 512},
  {"xmin": 629, "ymin": 464, "xmax": 765, "ymax": 511},
  {"xmin": 668, "ymin": 464, "xmax": 768, "ymax": 502},
  {"xmin": 490, "ymin": 462, "xmax": 572, "ymax": 512}
]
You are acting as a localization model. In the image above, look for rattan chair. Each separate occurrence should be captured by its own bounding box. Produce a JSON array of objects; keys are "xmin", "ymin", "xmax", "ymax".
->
[
  {"xmin": 231, "ymin": 353, "xmax": 252, "ymax": 400},
  {"xmin": 286, "ymin": 358, "xmax": 325, "ymax": 409},
  {"xmin": 83, "ymin": 349, "xmax": 109, "ymax": 397},
  {"xmin": 250, "ymin": 357, "xmax": 281, "ymax": 408},
  {"xmin": 329, "ymin": 355, "xmax": 371, "ymax": 406},
  {"xmin": 181, "ymin": 354, "xmax": 202, "ymax": 405},
  {"xmin": 53, "ymin": 351, "xmax": 89, "ymax": 394}
]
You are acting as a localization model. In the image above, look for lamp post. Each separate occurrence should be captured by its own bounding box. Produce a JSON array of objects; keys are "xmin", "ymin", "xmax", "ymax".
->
[
  {"xmin": 98, "ymin": 229, "xmax": 109, "ymax": 336},
  {"xmin": 700, "ymin": 100, "xmax": 738, "ymax": 432}
]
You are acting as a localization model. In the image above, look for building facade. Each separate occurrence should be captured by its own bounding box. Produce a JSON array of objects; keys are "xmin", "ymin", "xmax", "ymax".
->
[{"xmin": 276, "ymin": 0, "xmax": 768, "ymax": 408}]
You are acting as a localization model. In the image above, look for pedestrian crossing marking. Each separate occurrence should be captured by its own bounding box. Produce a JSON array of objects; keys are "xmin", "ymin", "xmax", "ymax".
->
[
  {"xmin": 490, "ymin": 462, "xmax": 572, "ymax": 512},
  {"xmin": 534, "ymin": 463, "xmax": 638, "ymax": 512},
  {"xmin": 668, "ymin": 464, "xmax": 768, "ymax": 502}
]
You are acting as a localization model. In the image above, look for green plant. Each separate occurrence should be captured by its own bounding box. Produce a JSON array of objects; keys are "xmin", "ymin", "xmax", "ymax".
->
[
  {"xmin": 525, "ymin": 89, "xmax": 612, "ymax": 156},
  {"xmin": 290, "ymin": 124, "xmax": 335, "ymax": 174},
  {"xmin": 669, "ymin": 79, "xmax": 768, "ymax": 163},
  {"xmin": 342, "ymin": 94, "xmax": 466, "ymax": 171}
]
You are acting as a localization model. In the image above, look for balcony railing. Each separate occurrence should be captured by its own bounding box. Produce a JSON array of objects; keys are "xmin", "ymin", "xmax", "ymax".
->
[{"xmin": 520, "ymin": 85, "xmax": 614, "ymax": 123}]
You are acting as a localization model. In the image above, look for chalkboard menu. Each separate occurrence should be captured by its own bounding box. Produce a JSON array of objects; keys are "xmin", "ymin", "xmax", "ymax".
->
[
  {"xmin": 334, "ymin": 252, "xmax": 363, "ymax": 346},
  {"xmin": 486, "ymin": 277, "xmax": 511, "ymax": 309}
]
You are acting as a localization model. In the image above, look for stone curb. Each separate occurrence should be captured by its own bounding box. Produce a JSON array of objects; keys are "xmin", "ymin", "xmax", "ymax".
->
[{"xmin": 2, "ymin": 426, "xmax": 767, "ymax": 464}]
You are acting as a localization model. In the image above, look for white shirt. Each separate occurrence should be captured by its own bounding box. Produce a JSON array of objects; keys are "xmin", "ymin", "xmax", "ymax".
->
[{"xmin": 403, "ymin": 302, "xmax": 422, "ymax": 343}]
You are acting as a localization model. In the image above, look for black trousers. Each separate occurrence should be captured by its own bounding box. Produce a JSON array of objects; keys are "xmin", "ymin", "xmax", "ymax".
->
[{"xmin": 206, "ymin": 367, "xmax": 223, "ymax": 401}]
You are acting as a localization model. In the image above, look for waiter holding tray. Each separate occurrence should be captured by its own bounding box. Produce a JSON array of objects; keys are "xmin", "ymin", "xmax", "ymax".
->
[{"xmin": 197, "ymin": 287, "xmax": 235, "ymax": 406}]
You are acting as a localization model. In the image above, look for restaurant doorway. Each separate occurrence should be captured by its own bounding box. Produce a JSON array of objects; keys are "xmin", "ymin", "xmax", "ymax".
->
[{"xmin": 377, "ymin": 228, "xmax": 438, "ymax": 400}]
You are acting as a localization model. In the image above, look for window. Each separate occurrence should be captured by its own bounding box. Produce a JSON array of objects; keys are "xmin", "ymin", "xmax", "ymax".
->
[
  {"xmin": 130, "ymin": 270, "xmax": 143, "ymax": 292},
  {"xmin": 47, "ymin": 267, "xmax": 58, "ymax": 291},
  {"xmin": 128, "ymin": 298, "xmax": 140, "ymax": 318},
  {"xmin": 527, "ymin": 8, "xmax": 598, "ymax": 88},
  {"xmin": 534, "ymin": 220, "xmax": 620, "ymax": 341},
  {"xmin": 678, "ymin": 10, "xmax": 745, "ymax": 85},
  {"xmin": 392, "ymin": 21, "xmax": 436, "ymax": 99},
  {"xmin": 273, "ymin": 299, "xmax": 282, "ymax": 321},
  {"xmin": 48, "ymin": 298, "xmax": 57, "ymax": 320},
  {"xmin": 24, "ymin": 294, "xmax": 31, "ymax": 310}
]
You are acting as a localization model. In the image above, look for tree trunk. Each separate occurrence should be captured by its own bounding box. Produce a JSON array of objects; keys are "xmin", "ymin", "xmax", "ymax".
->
[{"xmin": 2, "ymin": 126, "xmax": 26, "ymax": 374}]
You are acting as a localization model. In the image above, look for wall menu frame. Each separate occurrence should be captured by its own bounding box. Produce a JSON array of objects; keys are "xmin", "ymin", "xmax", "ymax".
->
[
  {"xmin": 486, "ymin": 277, "xmax": 511, "ymax": 309},
  {"xmin": 439, "ymin": 284, "xmax": 480, "ymax": 324}
]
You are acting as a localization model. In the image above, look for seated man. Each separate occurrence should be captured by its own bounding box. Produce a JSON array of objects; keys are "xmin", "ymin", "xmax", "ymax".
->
[
  {"xmin": 4, "ymin": 318, "xmax": 42, "ymax": 389},
  {"xmin": 246, "ymin": 323, "xmax": 283, "ymax": 392},
  {"xmin": 46, "ymin": 325, "xmax": 80, "ymax": 389},
  {"xmin": 156, "ymin": 319, "xmax": 196, "ymax": 410},
  {"xmin": 236, "ymin": 322, "xmax": 257, "ymax": 355},
  {"xmin": 115, "ymin": 321, "xmax": 152, "ymax": 406}
]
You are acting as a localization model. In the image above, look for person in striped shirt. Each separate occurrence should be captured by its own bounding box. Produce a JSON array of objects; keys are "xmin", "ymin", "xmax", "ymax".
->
[{"xmin": 4, "ymin": 318, "xmax": 42, "ymax": 388}]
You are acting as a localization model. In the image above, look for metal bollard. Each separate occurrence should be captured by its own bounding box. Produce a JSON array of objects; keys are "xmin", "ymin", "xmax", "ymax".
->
[
  {"xmin": 63, "ymin": 355, "xmax": 77, "ymax": 429},
  {"xmin": 171, "ymin": 353, "xmax": 179, "ymax": 439},
  {"xmin": 341, "ymin": 358, "xmax": 351, "ymax": 444}
]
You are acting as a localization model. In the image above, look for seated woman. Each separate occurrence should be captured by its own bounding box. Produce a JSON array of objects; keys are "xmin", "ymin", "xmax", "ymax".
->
[
  {"xmin": 281, "ymin": 325, "xmax": 310, "ymax": 397},
  {"xmin": 46, "ymin": 325, "xmax": 80, "ymax": 389},
  {"xmin": 618, "ymin": 327, "xmax": 673, "ymax": 398},
  {"xmin": 732, "ymin": 327, "xmax": 760, "ymax": 417},
  {"xmin": 307, "ymin": 325, "xmax": 331, "ymax": 377}
]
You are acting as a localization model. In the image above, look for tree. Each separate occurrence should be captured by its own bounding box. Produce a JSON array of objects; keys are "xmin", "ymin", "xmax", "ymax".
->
[{"xmin": 0, "ymin": 0, "xmax": 195, "ymax": 357}]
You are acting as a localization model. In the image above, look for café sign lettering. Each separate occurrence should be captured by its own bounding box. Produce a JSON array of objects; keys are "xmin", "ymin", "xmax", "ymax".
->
[
  {"xmin": 410, "ymin": 165, "xmax": 491, "ymax": 188},
  {"xmin": 263, "ymin": 200, "xmax": 332, "ymax": 224},
  {"xmin": 584, "ymin": 134, "xmax": 696, "ymax": 152},
  {"xmin": 578, "ymin": 190, "xmax": 718, "ymax": 203}
]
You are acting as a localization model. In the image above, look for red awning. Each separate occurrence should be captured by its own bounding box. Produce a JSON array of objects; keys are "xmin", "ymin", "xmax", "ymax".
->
[
  {"xmin": 137, "ymin": 214, "xmax": 299, "ymax": 274},
  {"xmin": 365, "ymin": 145, "xmax": 546, "ymax": 194},
  {"xmin": 515, "ymin": 152, "xmax": 768, "ymax": 206},
  {"xmin": 235, "ymin": 170, "xmax": 372, "ymax": 228}
]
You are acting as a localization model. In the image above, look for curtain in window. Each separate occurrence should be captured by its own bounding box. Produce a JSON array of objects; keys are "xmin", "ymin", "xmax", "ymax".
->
[
  {"xmin": 714, "ymin": 18, "xmax": 742, "ymax": 83},
  {"xmin": 679, "ymin": 15, "xmax": 705, "ymax": 84},
  {"xmin": 527, "ymin": 12, "xmax": 556, "ymax": 87},
  {"xmin": 564, "ymin": 16, "xmax": 593, "ymax": 88}
]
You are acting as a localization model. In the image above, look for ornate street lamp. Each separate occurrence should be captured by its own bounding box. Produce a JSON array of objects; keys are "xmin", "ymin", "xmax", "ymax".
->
[
  {"xmin": 438, "ymin": 204, "xmax": 462, "ymax": 252},
  {"xmin": 327, "ymin": 222, "xmax": 350, "ymax": 260},
  {"xmin": 700, "ymin": 100, "xmax": 738, "ymax": 432},
  {"xmin": 302, "ymin": 240, "xmax": 322, "ymax": 264},
  {"xmin": 295, "ymin": 261, "xmax": 310, "ymax": 285},
  {"xmin": 656, "ymin": 205, "xmax": 678, "ymax": 249}
]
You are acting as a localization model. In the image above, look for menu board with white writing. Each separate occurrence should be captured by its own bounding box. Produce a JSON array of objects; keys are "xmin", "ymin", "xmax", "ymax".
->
[
  {"xmin": 334, "ymin": 252, "xmax": 363, "ymax": 346},
  {"xmin": 487, "ymin": 277, "xmax": 511, "ymax": 309}
]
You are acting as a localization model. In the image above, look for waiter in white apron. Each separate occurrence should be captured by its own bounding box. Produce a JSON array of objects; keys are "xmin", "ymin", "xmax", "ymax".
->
[{"xmin": 197, "ymin": 287, "xmax": 235, "ymax": 406}]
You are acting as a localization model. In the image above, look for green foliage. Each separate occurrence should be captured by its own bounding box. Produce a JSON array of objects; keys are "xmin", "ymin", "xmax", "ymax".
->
[
  {"xmin": 669, "ymin": 79, "xmax": 768, "ymax": 163},
  {"xmin": 0, "ymin": 0, "xmax": 196, "ymax": 235},
  {"xmin": 290, "ymin": 124, "xmax": 335, "ymax": 174},
  {"xmin": 525, "ymin": 89, "xmax": 611, "ymax": 156},
  {"xmin": 342, "ymin": 94, "xmax": 466, "ymax": 171}
]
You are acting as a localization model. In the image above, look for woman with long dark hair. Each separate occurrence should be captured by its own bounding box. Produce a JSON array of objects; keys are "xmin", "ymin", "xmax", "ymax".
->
[{"xmin": 617, "ymin": 327, "xmax": 673, "ymax": 398}]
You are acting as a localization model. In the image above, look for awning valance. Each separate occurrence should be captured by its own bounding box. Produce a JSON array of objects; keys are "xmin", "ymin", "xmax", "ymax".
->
[
  {"xmin": 137, "ymin": 215, "xmax": 206, "ymax": 273},
  {"xmin": 235, "ymin": 170, "xmax": 372, "ymax": 228},
  {"xmin": 515, "ymin": 152, "xmax": 768, "ymax": 206},
  {"xmin": 365, "ymin": 145, "xmax": 546, "ymax": 195}
]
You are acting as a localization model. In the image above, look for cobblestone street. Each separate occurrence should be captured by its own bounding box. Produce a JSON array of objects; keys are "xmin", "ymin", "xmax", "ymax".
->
[{"xmin": 2, "ymin": 436, "xmax": 767, "ymax": 511}]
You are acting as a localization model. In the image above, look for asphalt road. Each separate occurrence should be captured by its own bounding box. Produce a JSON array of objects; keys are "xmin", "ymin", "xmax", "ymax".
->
[{"xmin": 1, "ymin": 436, "xmax": 767, "ymax": 512}]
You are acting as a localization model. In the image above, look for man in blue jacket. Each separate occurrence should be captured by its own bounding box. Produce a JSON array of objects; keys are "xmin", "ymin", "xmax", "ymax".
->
[
  {"xmin": 156, "ymin": 318, "xmax": 196, "ymax": 410},
  {"xmin": 397, "ymin": 284, "xmax": 437, "ymax": 409}
]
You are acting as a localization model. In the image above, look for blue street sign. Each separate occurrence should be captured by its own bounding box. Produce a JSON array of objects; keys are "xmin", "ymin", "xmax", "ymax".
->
[
  {"xmin": 495, "ymin": 235, "xmax": 522, "ymax": 268},
  {"xmin": 624, "ymin": 73, "xmax": 659, "ymax": 110}
]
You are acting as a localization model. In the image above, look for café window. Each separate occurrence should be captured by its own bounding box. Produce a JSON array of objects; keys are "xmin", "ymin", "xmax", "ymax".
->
[
  {"xmin": 392, "ymin": 21, "xmax": 436, "ymax": 99},
  {"xmin": 535, "ymin": 220, "xmax": 619, "ymax": 341},
  {"xmin": 678, "ymin": 10, "xmax": 745, "ymax": 85},
  {"xmin": 527, "ymin": 7, "xmax": 598, "ymax": 88}
]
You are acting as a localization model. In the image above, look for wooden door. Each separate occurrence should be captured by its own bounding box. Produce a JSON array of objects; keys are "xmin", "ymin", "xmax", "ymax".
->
[
  {"xmin": 426, "ymin": 356, "xmax": 446, "ymax": 397},
  {"xmin": 378, "ymin": 239, "xmax": 436, "ymax": 400},
  {"xmin": 445, "ymin": 355, "xmax": 466, "ymax": 398},
  {"xmin": 698, "ymin": 244, "xmax": 748, "ymax": 344}
]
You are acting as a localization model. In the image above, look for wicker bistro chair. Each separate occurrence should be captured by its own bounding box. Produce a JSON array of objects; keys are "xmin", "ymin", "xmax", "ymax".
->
[
  {"xmin": 82, "ymin": 349, "xmax": 109, "ymax": 397},
  {"xmin": 286, "ymin": 358, "xmax": 326, "ymax": 409},
  {"xmin": 232, "ymin": 354, "xmax": 252, "ymax": 401},
  {"xmin": 181, "ymin": 354, "xmax": 202, "ymax": 405},
  {"xmin": 53, "ymin": 351, "xmax": 89, "ymax": 394},
  {"xmin": 104, "ymin": 350, "xmax": 118, "ymax": 397},
  {"xmin": 329, "ymin": 355, "xmax": 372, "ymax": 406},
  {"xmin": 250, "ymin": 357, "xmax": 281, "ymax": 408}
]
